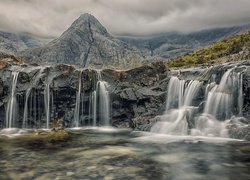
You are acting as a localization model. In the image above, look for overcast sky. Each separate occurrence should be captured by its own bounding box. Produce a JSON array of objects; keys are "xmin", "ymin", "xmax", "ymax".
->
[{"xmin": 0, "ymin": 0, "xmax": 250, "ymax": 38}]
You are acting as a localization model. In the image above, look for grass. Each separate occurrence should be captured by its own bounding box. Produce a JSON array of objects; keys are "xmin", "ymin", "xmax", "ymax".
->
[{"xmin": 167, "ymin": 30, "xmax": 250, "ymax": 68}]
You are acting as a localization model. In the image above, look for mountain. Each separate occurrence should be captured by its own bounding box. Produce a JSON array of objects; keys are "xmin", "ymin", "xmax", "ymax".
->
[
  {"xmin": 0, "ymin": 31, "xmax": 50, "ymax": 54},
  {"xmin": 118, "ymin": 24, "xmax": 250, "ymax": 60},
  {"xmin": 3, "ymin": 14, "xmax": 250, "ymax": 69},
  {"xmin": 167, "ymin": 30, "xmax": 250, "ymax": 67},
  {"xmin": 18, "ymin": 13, "xmax": 144, "ymax": 69}
]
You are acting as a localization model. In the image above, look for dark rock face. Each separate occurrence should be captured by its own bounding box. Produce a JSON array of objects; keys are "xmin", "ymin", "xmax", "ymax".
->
[
  {"xmin": 1, "ymin": 60, "xmax": 250, "ymax": 140},
  {"xmin": 0, "ymin": 63, "xmax": 96, "ymax": 128},
  {"xmin": 102, "ymin": 62, "xmax": 169, "ymax": 128},
  {"xmin": 18, "ymin": 14, "xmax": 144, "ymax": 69},
  {"xmin": 0, "ymin": 61, "xmax": 168, "ymax": 129}
]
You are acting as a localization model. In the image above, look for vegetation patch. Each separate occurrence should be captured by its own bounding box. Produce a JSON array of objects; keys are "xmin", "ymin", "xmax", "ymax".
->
[{"xmin": 167, "ymin": 30, "xmax": 250, "ymax": 68}]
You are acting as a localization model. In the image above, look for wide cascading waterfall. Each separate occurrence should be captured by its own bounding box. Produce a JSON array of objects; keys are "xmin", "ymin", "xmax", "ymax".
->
[
  {"xmin": 90, "ymin": 70, "xmax": 110, "ymax": 126},
  {"xmin": 5, "ymin": 71, "xmax": 19, "ymax": 128},
  {"xmin": 151, "ymin": 67, "xmax": 245, "ymax": 137},
  {"xmin": 203, "ymin": 68, "xmax": 234, "ymax": 119},
  {"xmin": 73, "ymin": 70, "xmax": 83, "ymax": 127},
  {"xmin": 193, "ymin": 68, "xmax": 244, "ymax": 136},
  {"xmin": 151, "ymin": 77, "xmax": 202, "ymax": 135}
]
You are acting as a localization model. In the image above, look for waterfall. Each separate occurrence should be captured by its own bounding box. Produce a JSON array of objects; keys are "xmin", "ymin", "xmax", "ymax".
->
[
  {"xmin": 73, "ymin": 70, "xmax": 83, "ymax": 127},
  {"xmin": 151, "ymin": 77, "xmax": 202, "ymax": 135},
  {"xmin": 6, "ymin": 72, "xmax": 19, "ymax": 128},
  {"xmin": 151, "ymin": 68, "xmax": 245, "ymax": 137},
  {"xmin": 44, "ymin": 70, "xmax": 53, "ymax": 129},
  {"xmin": 91, "ymin": 91, "xmax": 97, "ymax": 126},
  {"xmin": 193, "ymin": 68, "xmax": 244, "ymax": 136},
  {"xmin": 237, "ymin": 73, "xmax": 243, "ymax": 116},
  {"xmin": 91, "ymin": 70, "xmax": 110, "ymax": 126},
  {"xmin": 165, "ymin": 77, "xmax": 185, "ymax": 110},
  {"xmin": 98, "ymin": 80, "xmax": 110, "ymax": 126},
  {"xmin": 22, "ymin": 87, "xmax": 32, "ymax": 128},
  {"xmin": 22, "ymin": 68, "xmax": 45, "ymax": 128},
  {"xmin": 203, "ymin": 68, "xmax": 241, "ymax": 120}
]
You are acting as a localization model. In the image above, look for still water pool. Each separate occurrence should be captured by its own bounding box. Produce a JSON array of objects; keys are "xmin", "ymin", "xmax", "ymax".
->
[{"xmin": 0, "ymin": 127, "xmax": 249, "ymax": 180}]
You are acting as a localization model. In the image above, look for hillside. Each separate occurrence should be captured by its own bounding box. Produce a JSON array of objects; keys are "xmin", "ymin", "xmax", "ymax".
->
[
  {"xmin": 0, "ymin": 31, "xmax": 50, "ymax": 54},
  {"xmin": 119, "ymin": 24, "xmax": 250, "ymax": 61},
  {"xmin": 18, "ymin": 14, "xmax": 144, "ymax": 69},
  {"xmin": 167, "ymin": 30, "xmax": 250, "ymax": 68}
]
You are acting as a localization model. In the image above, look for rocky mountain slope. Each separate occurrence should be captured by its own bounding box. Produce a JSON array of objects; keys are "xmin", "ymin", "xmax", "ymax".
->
[
  {"xmin": 119, "ymin": 24, "xmax": 250, "ymax": 60},
  {"xmin": 0, "ymin": 31, "xmax": 50, "ymax": 54},
  {"xmin": 18, "ymin": 14, "xmax": 144, "ymax": 69}
]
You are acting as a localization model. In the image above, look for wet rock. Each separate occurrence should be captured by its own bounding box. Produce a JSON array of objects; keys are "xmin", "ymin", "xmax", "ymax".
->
[
  {"xmin": 18, "ymin": 72, "xmax": 30, "ymax": 84},
  {"xmin": 227, "ymin": 124, "xmax": 250, "ymax": 140},
  {"xmin": 131, "ymin": 116, "xmax": 157, "ymax": 131},
  {"xmin": 0, "ymin": 77, "xmax": 3, "ymax": 95},
  {"xmin": 120, "ymin": 88, "xmax": 144, "ymax": 101}
]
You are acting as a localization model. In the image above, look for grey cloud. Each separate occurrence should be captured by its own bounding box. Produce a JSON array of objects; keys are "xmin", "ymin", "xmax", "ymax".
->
[{"xmin": 0, "ymin": 0, "xmax": 249, "ymax": 38}]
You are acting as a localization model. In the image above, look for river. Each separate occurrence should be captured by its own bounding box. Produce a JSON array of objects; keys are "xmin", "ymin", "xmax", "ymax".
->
[{"xmin": 0, "ymin": 127, "xmax": 249, "ymax": 180}]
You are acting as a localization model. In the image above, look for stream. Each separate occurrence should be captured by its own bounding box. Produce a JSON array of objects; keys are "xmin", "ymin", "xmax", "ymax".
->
[{"xmin": 0, "ymin": 127, "xmax": 249, "ymax": 180}]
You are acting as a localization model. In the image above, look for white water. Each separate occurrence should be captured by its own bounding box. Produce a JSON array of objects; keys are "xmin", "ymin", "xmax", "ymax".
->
[
  {"xmin": 151, "ymin": 78, "xmax": 202, "ymax": 135},
  {"xmin": 91, "ymin": 91, "xmax": 97, "ymax": 126},
  {"xmin": 203, "ymin": 69, "xmax": 234, "ymax": 119},
  {"xmin": 44, "ymin": 70, "xmax": 53, "ymax": 129},
  {"xmin": 6, "ymin": 72, "xmax": 19, "ymax": 128},
  {"xmin": 151, "ymin": 68, "xmax": 244, "ymax": 137},
  {"xmin": 237, "ymin": 72, "xmax": 243, "ymax": 116},
  {"xmin": 22, "ymin": 87, "xmax": 32, "ymax": 128},
  {"xmin": 91, "ymin": 71, "xmax": 110, "ymax": 126},
  {"xmin": 73, "ymin": 70, "xmax": 83, "ymax": 127}
]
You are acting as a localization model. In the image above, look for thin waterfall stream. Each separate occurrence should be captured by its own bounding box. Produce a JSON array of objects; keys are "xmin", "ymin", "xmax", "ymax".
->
[
  {"xmin": 44, "ymin": 68, "xmax": 54, "ymax": 129},
  {"xmin": 73, "ymin": 70, "xmax": 83, "ymax": 127},
  {"xmin": 22, "ymin": 87, "xmax": 32, "ymax": 128},
  {"xmin": 5, "ymin": 71, "xmax": 19, "ymax": 128}
]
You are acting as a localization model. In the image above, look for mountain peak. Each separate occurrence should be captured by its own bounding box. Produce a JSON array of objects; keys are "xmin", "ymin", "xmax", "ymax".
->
[
  {"xmin": 61, "ymin": 13, "xmax": 108, "ymax": 38},
  {"xmin": 18, "ymin": 13, "xmax": 143, "ymax": 68},
  {"xmin": 72, "ymin": 13, "xmax": 101, "ymax": 26},
  {"xmin": 79, "ymin": 13, "xmax": 96, "ymax": 20}
]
